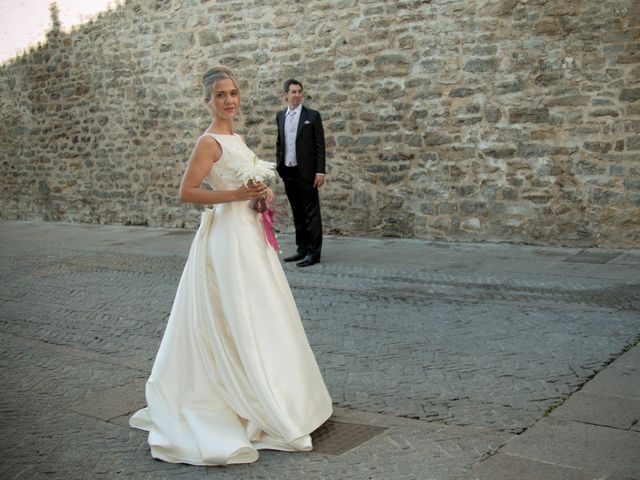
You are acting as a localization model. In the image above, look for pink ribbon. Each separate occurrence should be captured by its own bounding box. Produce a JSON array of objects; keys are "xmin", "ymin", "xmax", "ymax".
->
[{"xmin": 262, "ymin": 209, "xmax": 280, "ymax": 253}]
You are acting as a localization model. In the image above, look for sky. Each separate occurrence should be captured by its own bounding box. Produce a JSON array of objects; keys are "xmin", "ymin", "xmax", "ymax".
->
[{"xmin": 0, "ymin": 0, "xmax": 121, "ymax": 63}]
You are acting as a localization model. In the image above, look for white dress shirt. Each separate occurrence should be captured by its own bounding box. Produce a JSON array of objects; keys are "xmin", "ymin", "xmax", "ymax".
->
[{"xmin": 284, "ymin": 105, "xmax": 302, "ymax": 167}]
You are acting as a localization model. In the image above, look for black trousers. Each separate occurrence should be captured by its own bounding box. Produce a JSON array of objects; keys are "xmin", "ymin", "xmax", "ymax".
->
[{"xmin": 281, "ymin": 166, "xmax": 322, "ymax": 259}]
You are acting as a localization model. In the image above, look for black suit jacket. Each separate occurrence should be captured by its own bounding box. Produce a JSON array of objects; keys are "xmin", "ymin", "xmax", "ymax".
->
[{"xmin": 276, "ymin": 106, "xmax": 326, "ymax": 184}]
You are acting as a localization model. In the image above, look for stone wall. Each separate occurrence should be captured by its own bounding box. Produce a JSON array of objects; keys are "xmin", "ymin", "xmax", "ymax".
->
[{"xmin": 1, "ymin": 0, "xmax": 639, "ymax": 247}]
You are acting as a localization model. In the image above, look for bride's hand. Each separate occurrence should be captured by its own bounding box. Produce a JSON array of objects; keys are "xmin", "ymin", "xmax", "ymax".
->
[
  {"xmin": 235, "ymin": 181, "xmax": 267, "ymax": 201},
  {"xmin": 265, "ymin": 188, "xmax": 274, "ymax": 207}
]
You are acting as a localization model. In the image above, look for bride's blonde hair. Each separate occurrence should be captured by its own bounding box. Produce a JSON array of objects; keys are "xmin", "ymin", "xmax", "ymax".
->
[{"xmin": 202, "ymin": 66, "xmax": 241, "ymax": 116}]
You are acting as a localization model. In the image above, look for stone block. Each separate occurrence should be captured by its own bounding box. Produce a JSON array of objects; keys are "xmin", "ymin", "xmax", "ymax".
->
[
  {"xmin": 484, "ymin": 106, "xmax": 502, "ymax": 123},
  {"xmin": 423, "ymin": 132, "xmax": 453, "ymax": 146},
  {"xmin": 518, "ymin": 144, "xmax": 550, "ymax": 158},
  {"xmin": 590, "ymin": 108, "xmax": 619, "ymax": 117},
  {"xmin": 623, "ymin": 178, "xmax": 640, "ymax": 191},
  {"xmin": 419, "ymin": 58, "xmax": 446, "ymax": 73},
  {"xmin": 420, "ymin": 202, "xmax": 435, "ymax": 214},
  {"xmin": 458, "ymin": 185, "xmax": 477, "ymax": 197},
  {"xmin": 495, "ymin": 80, "xmax": 524, "ymax": 95},
  {"xmin": 534, "ymin": 20, "xmax": 560, "ymax": 35},
  {"xmin": 455, "ymin": 116, "xmax": 482, "ymax": 125},
  {"xmin": 461, "ymin": 218, "xmax": 481, "ymax": 230},
  {"xmin": 337, "ymin": 136, "xmax": 357, "ymax": 147},
  {"xmin": 490, "ymin": 202, "xmax": 506, "ymax": 214},
  {"xmin": 405, "ymin": 134, "xmax": 422, "ymax": 147},
  {"xmin": 437, "ymin": 202, "xmax": 457, "ymax": 214},
  {"xmin": 357, "ymin": 136, "xmax": 380, "ymax": 145},
  {"xmin": 627, "ymin": 135, "xmax": 640, "ymax": 151},
  {"xmin": 380, "ymin": 152, "xmax": 413, "ymax": 163},
  {"xmin": 509, "ymin": 108, "xmax": 549, "ymax": 124},
  {"xmin": 427, "ymin": 215, "xmax": 449, "ymax": 228},
  {"xmin": 374, "ymin": 54, "xmax": 411, "ymax": 71},
  {"xmin": 583, "ymin": 142, "xmax": 612, "ymax": 153},
  {"xmin": 366, "ymin": 165, "xmax": 387, "ymax": 174},
  {"xmin": 197, "ymin": 30, "xmax": 218, "ymax": 47},
  {"xmin": 619, "ymin": 88, "xmax": 640, "ymax": 102},
  {"xmin": 463, "ymin": 58, "xmax": 498, "ymax": 73},
  {"xmin": 380, "ymin": 174, "xmax": 404, "ymax": 185},
  {"xmin": 501, "ymin": 188, "xmax": 518, "ymax": 200},
  {"xmin": 449, "ymin": 87, "xmax": 479, "ymax": 98},
  {"xmin": 609, "ymin": 165, "xmax": 624, "ymax": 176},
  {"xmin": 481, "ymin": 147, "xmax": 515, "ymax": 159},
  {"xmin": 522, "ymin": 194, "xmax": 550, "ymax": 205},
  {"xmin": 534, "ymin": 72, "xmax": 563, "ymax": 87},
  {"xmin": 616, "ymin": 53, "xmax": 640, "ymax": 64},
  {"xmin": 460, "ymin": 201, "xmax": 488, "ymax": 215},
  {"xmin": 544, "ymin": 95, "xmax": 590, "ymax": 107}
]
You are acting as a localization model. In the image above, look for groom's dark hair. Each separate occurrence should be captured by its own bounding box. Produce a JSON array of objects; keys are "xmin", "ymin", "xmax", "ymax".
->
[{"xmin": 283, "ymin": 79, "xmax": 303, "ymax": 93}]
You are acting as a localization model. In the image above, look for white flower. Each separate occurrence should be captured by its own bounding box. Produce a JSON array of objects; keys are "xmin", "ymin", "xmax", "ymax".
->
[{"xmin": 238, "ymin": 154, "xmax": 276, "ymax": 186}]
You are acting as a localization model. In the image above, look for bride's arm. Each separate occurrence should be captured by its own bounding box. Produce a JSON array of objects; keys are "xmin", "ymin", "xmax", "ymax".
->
[{"xmin": 179, "ymin": 136, "xmax": 266, "ymax": 205}]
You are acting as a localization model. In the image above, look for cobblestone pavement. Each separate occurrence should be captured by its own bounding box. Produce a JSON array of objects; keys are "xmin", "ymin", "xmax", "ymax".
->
[{"xmin": 1, "ymin": 221, "xmax": 638, "ymax": 479}]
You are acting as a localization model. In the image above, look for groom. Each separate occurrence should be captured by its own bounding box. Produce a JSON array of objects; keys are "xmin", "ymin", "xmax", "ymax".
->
[{"xmin": 275, "ymin": 79, "xmax": 326, "ymax": 267}]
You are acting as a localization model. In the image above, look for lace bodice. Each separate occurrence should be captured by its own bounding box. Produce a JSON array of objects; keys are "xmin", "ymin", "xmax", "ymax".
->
[{"xmin": 201, "ymin": 133, "xmax": 257, "ymax": 191}]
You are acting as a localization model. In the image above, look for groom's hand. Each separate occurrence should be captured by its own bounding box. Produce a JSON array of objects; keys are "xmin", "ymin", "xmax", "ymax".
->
[{"xmin": 314, "ymin": 174, "xmax": 325, "ymax": 189}]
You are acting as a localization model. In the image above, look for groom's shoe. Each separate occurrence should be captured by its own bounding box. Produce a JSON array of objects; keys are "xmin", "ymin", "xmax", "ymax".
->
[
  {"xmin": 296, "ymin": 255, "xmax": 320, "ymax": 267},
  {"xmin": 284, "ymin": 253, "xmax": 306, "ymax": 262}
]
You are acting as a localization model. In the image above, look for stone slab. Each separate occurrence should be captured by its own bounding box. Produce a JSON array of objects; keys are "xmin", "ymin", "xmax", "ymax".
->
[
  {"xmin": 615, "ymin": 346, "xmax": 640, "ymax": 368},
  {"xmin": 502, "ymin": 417, "xmax": 640, "ymax": 479},
  {"xmin": 454, "ymin": 452, "xmax": 606, "ymax": 480},
  {"xmin": 582, "ymin": 364, "xmax": 640, "ymax": 399},
  {"xmin": 550, "ymin": 390, "xmax": 640, "ymax": 429}
]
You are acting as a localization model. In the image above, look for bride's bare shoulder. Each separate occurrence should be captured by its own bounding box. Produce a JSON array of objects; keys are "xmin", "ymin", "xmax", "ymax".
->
[{"xmin": 191, "ymin": 134, "xmax": 222, "ymax": 163}]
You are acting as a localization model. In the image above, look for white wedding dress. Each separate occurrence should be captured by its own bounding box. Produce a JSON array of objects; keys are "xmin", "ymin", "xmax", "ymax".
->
[{"xmin": 129, "ymin": 133, "xmax": 332, "ymax": 465}]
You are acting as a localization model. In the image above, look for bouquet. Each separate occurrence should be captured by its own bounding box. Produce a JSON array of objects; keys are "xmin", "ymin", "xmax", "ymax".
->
[
  {"xmin": 238, "ymin": 154, "xmax": 276, "ymax": 213},
  {"xmin": 238, "ymin": 155, "xmax": 280, "ymax": 253}
]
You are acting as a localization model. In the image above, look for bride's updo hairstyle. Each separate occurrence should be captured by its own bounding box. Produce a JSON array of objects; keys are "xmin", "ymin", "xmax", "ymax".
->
[{"xmin": 202, "ymin": 66, "xmax": 241, "ymax": 110}]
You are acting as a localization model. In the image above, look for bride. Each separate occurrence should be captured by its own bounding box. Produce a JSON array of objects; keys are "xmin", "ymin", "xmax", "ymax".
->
[{"xmin": 129, "ymin": 66, "xmax": 333, "ymax": 465}]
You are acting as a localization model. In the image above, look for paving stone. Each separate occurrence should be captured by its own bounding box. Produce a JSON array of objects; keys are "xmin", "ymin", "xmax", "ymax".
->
[
  {"xmin": 582, "ymin": 364, "xmax": 640, "ymax": 399},
  {"xmin": 551, "ymin": 391, "xmax": 640, "ymax": 429},
  {"xmin": 454, "ymin": 453, "xmax": 600, "ymax": 480},
  {"xmin": 614, "ymin": 345, "xmax": 640, "ymax": 368},
  {"xmin": 502, "ymin": 417, "xmax": 640, "ymax": 479}
]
